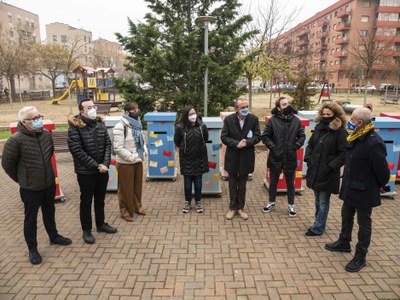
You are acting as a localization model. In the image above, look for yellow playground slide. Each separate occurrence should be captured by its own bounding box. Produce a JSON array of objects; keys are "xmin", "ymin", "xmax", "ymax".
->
[{"xmin": 51, "ymin": 80, "xmax": 77, "ymax": 104}]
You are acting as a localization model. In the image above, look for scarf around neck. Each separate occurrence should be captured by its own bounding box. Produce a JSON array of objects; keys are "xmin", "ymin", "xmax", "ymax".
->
[
  {"xmin": 347, "ymin": 122, "xmax": 374, "ymax": 142},
  {"xmin": 123, "ymin": 115, "xmax": 145, "ymax": 160}
]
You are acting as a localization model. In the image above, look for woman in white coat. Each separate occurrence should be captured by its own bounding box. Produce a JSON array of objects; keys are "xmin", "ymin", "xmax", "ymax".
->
[{"xmin": 113, "ymin": 102, "xmax": 146, "ymax": 222}]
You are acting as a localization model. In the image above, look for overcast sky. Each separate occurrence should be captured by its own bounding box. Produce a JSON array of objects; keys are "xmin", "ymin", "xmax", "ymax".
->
[{"xmin": 3, "ymin": 0, "xmax": 338, "ymax": 42}]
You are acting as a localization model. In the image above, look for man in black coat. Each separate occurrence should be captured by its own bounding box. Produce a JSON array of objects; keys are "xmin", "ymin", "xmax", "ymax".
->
[
  {"xmin": 2, "ymin": 106, "xmax": 71, "ymax": 265},
  {"xmin": 221, "ymin": 99, "xmax": 261, "ymax": 220},
  {"xmin": 68, "ymin": 99, "xmax": 117, "ymax": 244},
  {"xmin": 261, "ymin": 97, "xmax": 305, "ymax": 217},
  {"xmin": 325, "ymin": 107, "xmax": 390, "ymax": 272}
]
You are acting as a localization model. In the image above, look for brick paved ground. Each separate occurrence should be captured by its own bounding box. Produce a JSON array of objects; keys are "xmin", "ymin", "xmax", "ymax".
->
[{"xmin": 0, "ymin": 149, "xmax": 399, "ymax": 299}]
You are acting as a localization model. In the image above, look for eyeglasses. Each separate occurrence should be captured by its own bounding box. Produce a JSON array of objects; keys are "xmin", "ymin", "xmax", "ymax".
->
[
  {"xmin": 85, "ymin": 106, "xmax": 98, "ymax": 111},
  {"xmin": 25, "ymin": 115, "xmax": 44, "ymax": 121},
  {"xmin": 239, "ymin": 105, "xmax": 249, "ymax": 109}
]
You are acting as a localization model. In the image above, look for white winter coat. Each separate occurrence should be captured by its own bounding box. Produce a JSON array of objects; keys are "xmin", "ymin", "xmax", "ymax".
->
[{"xmin": 113, "ymin": 118, "xmax": 146, "ymax": 164}]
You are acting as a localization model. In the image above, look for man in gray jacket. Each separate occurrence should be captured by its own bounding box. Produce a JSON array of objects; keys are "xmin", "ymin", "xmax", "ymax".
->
[{"xmin": 2, "ymin": 106, "xmax": 71, "ymax": 265}]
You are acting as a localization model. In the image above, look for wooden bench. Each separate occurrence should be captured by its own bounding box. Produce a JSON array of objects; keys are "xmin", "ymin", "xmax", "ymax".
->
[
  {"xmin": 380, "ymin": 93, "xmax": 399, "ymax": 104},
  {"xmin": 52, "ymin": 131, "xmax": 69, "ymax": 153},
  {"xmin": 95, "ymin": 103, "xmax": 112, "ymax": 115}
]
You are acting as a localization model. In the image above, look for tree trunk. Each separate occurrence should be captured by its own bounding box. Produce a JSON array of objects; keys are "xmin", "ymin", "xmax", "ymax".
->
[
  {"xmin": 247, "ymin": 76, "xmax": 253, "ymax": 110},
  {"xmin": 9, "ymin": 77, "xmax": 17, "ymax": 103}
]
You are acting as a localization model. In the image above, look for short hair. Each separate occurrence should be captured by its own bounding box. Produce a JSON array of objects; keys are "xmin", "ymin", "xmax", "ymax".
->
[
  {"xmin": 275, "ymin": 97, "xmax": 287, "ymax": 108},
  {"xmin": 18, "ymin": 106, "xmax": 36, "ymax": 121},
  {"xmin": 78, "ymin": 98, "xmax": 93, "ymax": 111},
  {"xmin": 124, "ymin": 102, "xmax": 138, "ymax": 112},
  {"xmin": 353, "ymin": 107, "xmax": 373, "ymax": 124},
  {"xmin": 234, "ymin": 98, "xmax": 247, "ymax": 108}
]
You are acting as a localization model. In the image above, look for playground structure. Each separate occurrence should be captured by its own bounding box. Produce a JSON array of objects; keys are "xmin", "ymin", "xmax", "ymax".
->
[{"xmin": 51, "ymin": 66, "xmax": 116, "ymax": 105}]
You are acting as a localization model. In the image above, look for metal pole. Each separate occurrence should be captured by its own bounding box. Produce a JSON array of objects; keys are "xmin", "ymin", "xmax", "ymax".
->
[{"xmin": 204, "ymin": 22, "xmax": 209, "ymax": 117}]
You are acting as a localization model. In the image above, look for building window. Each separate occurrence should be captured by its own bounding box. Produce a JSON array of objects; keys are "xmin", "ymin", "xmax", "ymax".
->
[
  {"xmin": 360, "ymin": 30, "xmax": 368, "ymax": 37},
  {"xmin": 9, "ymin": 29, "xmax": 14, "ymax": 38},
  {"xmin": 53, "ymin": 35, "xmax": 57, "ymax": 42},
  {"xmin": 84, "ymin": 36, "xmax": 87, "ymax": 42},
  {"xmin": 361, "ymin": 16, "xmax": 369, "ymax": 22},
  {"xmin": 17, "ymin": 17, "xmax": 21, "ymax": 23},
  {"xmin": 61, "ymin": 35, "xmax": 67, "ymax": 43},
  {"xmin": 8, "ymin": 15, "xmax": 12, "ymax": 23},
  {"xmin": 359, "ymin": 44, "xmax": 366, "ymax": 50},
  {"xmin": 363, "ymin": 1, "xmax": 371, "ymax": 7}
]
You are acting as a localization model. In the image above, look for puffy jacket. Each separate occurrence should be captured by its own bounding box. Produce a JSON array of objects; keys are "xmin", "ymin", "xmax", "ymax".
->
[
  {"xmin": 67, "ymin": 114, "xmax": 111, "ymax": 175},
  {"xmin": 1, "ymin": 122, "xmax": 55, "ymax": 191},
  {"xmin": 261, "ymin": 107, "xmax": 305, "ymax": 172},
  {"xmin": 174, "ymin": 122, "xmax": 209, "ymax": 175},
  {"xmin": 113, "ymin": 117, "xmax": 146, "ymax": 164},
  {"xmin": 339, "ymin": 129, "xmax": 390, "ymax": 208},
  {"xmin": 304, "ymin": 117, "xmax": 348, "ymax": 194}
]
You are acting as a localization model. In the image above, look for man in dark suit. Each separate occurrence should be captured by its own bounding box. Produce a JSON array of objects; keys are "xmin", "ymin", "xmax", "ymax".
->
[
  {"xmin": 325, "ymin": 107, "xmax": 390, "ymax": 272},
  {"xmin": 221, "ymin": 99, "xmax": 261, "ymax": 220}
]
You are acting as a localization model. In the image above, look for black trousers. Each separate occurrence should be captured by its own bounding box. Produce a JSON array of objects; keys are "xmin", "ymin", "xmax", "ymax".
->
[
  {"xmin": 339, "ymin": 202, "xmax": 372, "ymax": 259},
  {"xmin": 19, "ymin": 185, "xmax": 58, "ymax": 250},
  {"xmin": 77, "ymin": 173, "xmax": 109, "ymax": 231},
  {"xmin": 228, "ymin": 173, "xmax": 248, "ymax": 211},
  {"xmin": 268, "ymin": 168, "xmax": 295, "ymax": 205}
]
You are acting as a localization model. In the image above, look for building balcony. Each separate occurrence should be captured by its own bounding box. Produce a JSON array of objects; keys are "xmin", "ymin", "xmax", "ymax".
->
[
  {"xmin": 377, "ymin": 6, "xmax": 400, "ymax": 14},
  {"xmin": 375, "ymin": 21, "xmax": 400, "ymax": 28},
  {"xmin": 315, "ymin": 44, "xmax": 327, "ymax": 51},
  {"xmin": 336, "ymin": 23, "xmax": 351, "ymax": 31},
  {"xmin": 315, "ymin": 55, "xmax": 326, "ymax": 62},
  {"xmin": 375, "ymin": 35, "xmax": 400, "ymax": 43},
  {"xmin": 297, "ymin": 29, "xmax": 308, "ymax": 37},
  {"xmin": 331, "ymin": 64, "xmax": 345, "ymax": 71},
  {"xmin": 337, "ymin": 9, "xmax": 351, "ymax": 18},
  {"xmin": 297, "ymin": 49, "xmax": 308, "ymax": 56},
  {"xmin": 333, "ymin": 51, "xmax": 347, "ymax": 58},
  {"xmin": 317, "ymin": 19, "xmax": 328, "ymax": 27},
  {"xmin": 316, "ymin": 31, "xmax": 328, "ymax": 39},
  {"xmin": 297, "ymin": 39, "xmax": 309, "ymax": 46},
  {"xmin": 335, "ymin": 37, "xmax": 349, "ymax": 44}
]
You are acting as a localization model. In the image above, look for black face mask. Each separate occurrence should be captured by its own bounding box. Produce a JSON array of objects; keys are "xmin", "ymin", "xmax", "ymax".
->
[
  {"xmin": 321, "ymin": 116, "xmax": 334, "ymax": 124},
  {"xmin": 129, "ymin": 112, "xmax": 139, "ymax": 120},
  {"xmin": 282, "ymin": 106, "xmax": 291, "ymax": 115}
]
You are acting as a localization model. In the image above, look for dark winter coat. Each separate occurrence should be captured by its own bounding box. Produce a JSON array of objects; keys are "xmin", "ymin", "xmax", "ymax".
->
[
  {"xmin": 174, "ymin": 122, "xmax": 209, "ymax": 175},
  {"xmin": 221, "ymin": 113, "xmax": 261, "ymax": 175},
  {"xmin": 67, "ymin": 114, "xmax": 111, "ymax": 175},
  {"xmin": 1, "ymin": 122, "xmax": 55, "ymax": 191},
  {"xmin": 304, "ymin": 117, "xmax": 348, "ymax": 194},
  {"xmin": 261, "ymin": 107, "xmax": 305, "ymax": 172},
  {"xmin": 340, "ymin": 128, "xmax": 390, "ymax": 208}
]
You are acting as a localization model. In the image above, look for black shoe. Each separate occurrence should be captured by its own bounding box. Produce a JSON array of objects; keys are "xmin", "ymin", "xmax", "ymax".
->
[
  {"xmin": 29, "ymin": 248, "xmax": 42, "ymax": 265},
  {"xmin": 325, "ymin": 240, "xmax": 351, "ymax": 253},
  {"xmin": 345, "ymin": 257, "xmax": 366, "ymax": 272},
  {"xmin": 83, "ymin": 230, "xmax": 95, "ymax": 244},
  {"xmin": 97, "ymin": 223, "xmax": 117, "ymax": 234},
  {"xmin": 305, "ymin": 230, "xmax": 322, "ymax": 237},
  {"xmin": 50, "ymin": 235, "xmax": 72, "ymax": 245}
]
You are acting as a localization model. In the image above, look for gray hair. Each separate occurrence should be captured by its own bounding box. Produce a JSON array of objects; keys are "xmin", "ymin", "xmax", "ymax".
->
[
  {"xmin": 18, "ymin": 106, "xmax": 37, "ymax": 121},
  {"xmin": 353, "ymin": 107, "xmax": 373, "ymax": 124}
]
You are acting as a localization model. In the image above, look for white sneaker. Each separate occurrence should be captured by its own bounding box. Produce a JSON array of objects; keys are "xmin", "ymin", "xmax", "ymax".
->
[
  {"xmin": 288, "ymin": 205, "xmax": 297, "ymax": 217},
  {"xmin": 262, "ymin": 202, "xmax": 275, "ymax": 213}
]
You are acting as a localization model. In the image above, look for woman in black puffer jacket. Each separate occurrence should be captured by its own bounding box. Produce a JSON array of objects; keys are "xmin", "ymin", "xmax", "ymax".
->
[
  {"xmin": 304, "ymin": 102, "xmax": 348, "ymax": 236},
  {"xmin": 174, "ymin": 105, "xmax": 209, "ymax": 214}
]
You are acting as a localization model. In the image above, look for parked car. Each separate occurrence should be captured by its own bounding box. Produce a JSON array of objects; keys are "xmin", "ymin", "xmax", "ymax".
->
[
  {"xmin": 379, "ymin": 83, "xmax": 395, "ymax": 93},
  {"xmin": 354, "ymin": 84, "xmax": 376, "ymax": 92}
]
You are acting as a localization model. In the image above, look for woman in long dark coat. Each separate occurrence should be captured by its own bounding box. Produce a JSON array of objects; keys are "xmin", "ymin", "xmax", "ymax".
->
[
  {"xmin": 304, "ymin": 102, "xmax": 348, "ymax": 236},
  {"xmin": 174, "ymin": 105, "xmax": 209, "ymax": 213}
]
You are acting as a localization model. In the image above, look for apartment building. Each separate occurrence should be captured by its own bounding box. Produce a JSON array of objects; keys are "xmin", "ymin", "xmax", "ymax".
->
[
  {"xmin": 0, "ymin": 1, "xmax": 41, "ymax": 92},
  {"xmin": 277, "ymin": 0, "xmax": 400, "ymax": 89},
  {"xmin": 46, "ymin": 22, "xmax": 94, "ymax": 65}
]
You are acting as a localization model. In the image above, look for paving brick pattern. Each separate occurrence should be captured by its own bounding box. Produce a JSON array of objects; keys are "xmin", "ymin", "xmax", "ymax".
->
[{"xmin": 0, "ymin": 149, "xmax": 399, "ymax": 299}]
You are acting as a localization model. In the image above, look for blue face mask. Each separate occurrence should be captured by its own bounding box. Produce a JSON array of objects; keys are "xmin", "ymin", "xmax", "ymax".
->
[
  {"xmin": 240, "ymin": 108, "xmax": 249, "ymax": 117},
  {"xmin": 32, "ymin": 119, "xmax": 44, "ymax": 131},
  {"xmin": 347, "ymin": 120, "xmax": 356, "ymax": 131}
]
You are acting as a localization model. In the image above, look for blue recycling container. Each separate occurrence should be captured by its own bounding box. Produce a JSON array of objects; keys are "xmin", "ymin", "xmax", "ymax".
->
[
  {"xmin": 104, "ymin": 116, "xmax": 122, "ymax": 191},
  {"xmin": 201, "ymin": 117, "xmax": 223, "ymax": 195},
  {"xmin": 144, "ymin": 112, "xmax": 177, "ymax": 181},
  {"xmin": 372, "ymin": 117, "xmax": 400, "ymax": 197},
  {"xmin": 296, "ymin": 110, "xmax": 319, "ymax": 176}
]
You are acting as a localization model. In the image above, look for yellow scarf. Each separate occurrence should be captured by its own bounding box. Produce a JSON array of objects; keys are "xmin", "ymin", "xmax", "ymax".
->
[{"xmin": 347, "ymin": 122, "xmax": 374, "ymax": 142}]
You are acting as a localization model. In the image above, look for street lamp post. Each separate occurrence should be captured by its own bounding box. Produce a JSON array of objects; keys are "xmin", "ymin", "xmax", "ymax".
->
[{"xmin": 196, "ymin": 16, "xmax": 217, "ymax": 117}]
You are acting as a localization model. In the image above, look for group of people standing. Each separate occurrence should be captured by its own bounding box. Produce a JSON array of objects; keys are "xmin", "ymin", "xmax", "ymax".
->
[{"xmin": 2, "ymin": 96, "xmax": 390, "ymax": 273}]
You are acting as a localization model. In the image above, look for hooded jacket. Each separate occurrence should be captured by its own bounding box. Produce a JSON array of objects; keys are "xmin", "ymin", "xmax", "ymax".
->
[
  {"xmin": 304, "ymin": 116, "xmax": 348, "ymax": 193},
  {"xmin": 174, "ymin": 121, "xmax": 209, "ymax": 175},
  {"xmin": 2, "ymin": 122, "xmax": 55, "ymax": 191},
  {"xmin": 67, "ymin": 114, "xmax": 111, "ymax": 175},
  {"xmin": 261, "ymin": 106, "xmax": 305, "ymax": 172}
]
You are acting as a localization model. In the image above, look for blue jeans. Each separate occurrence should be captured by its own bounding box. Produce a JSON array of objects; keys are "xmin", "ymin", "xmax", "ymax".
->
[
  {"xmin": 310, "ymin": 190, "xmax": 331, "ymax": 234},
  {"xmin": 184, "ymin": 175, "xmax": 202, "ymax": 203}
]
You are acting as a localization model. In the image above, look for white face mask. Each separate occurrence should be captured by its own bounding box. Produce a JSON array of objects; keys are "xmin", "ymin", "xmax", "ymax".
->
[
  {"xmin": 87, "ymin": 108, "xmax": 97, "ymax": 120},
  {"xmin": 188, "ymin": 114, "xmax": 197, "ymax": 123}
]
